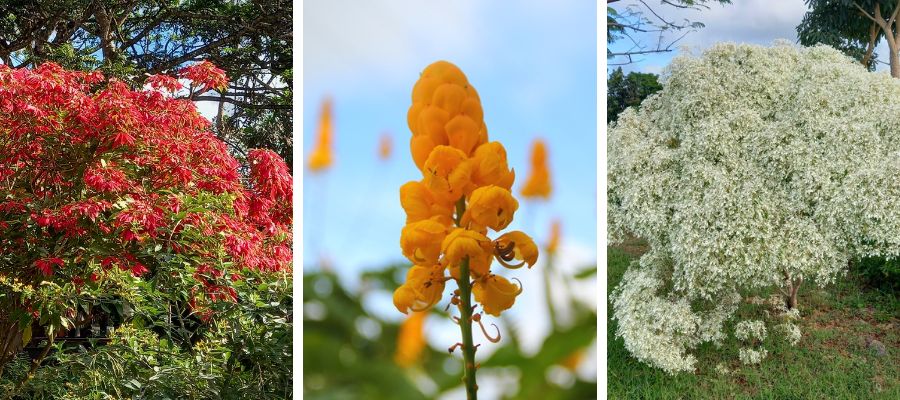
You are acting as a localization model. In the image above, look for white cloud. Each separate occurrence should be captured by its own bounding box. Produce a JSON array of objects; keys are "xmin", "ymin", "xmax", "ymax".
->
[
  {"xmin": 303, "ymin": 0, "xmax": 482, "ymax": 88},
  {"xmin": 613, "ymin": 0, "xmax": 808, "ymax": 55}
]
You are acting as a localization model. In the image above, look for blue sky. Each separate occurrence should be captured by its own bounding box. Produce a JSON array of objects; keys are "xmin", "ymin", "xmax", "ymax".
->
[
  {"xmin": 605, "ymin": 1, "xmax": 895, "ymax": 75},
  {"xmin": 303, "ymin": 0, "xmax": 597, "ymax": 285},
  {"xmin": 302, "ymin": 3, "xmax": 598, "ymax": 383}
]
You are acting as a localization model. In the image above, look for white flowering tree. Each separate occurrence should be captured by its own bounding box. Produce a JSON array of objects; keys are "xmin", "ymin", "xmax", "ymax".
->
[{"xmin": 609, "ymin": 41, "xmax": 900, "ymax": 373}]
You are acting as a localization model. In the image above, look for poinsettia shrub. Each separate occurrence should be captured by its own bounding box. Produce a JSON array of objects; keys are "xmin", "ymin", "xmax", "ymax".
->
[{"xmin": 0, "ymin": 62, "xmax": 292, "ymax": 387}]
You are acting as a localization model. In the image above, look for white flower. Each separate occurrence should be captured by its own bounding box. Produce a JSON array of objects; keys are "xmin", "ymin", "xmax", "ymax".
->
[{"xmin": 610, "ymin": 41, "xmax": 900, "ymax": 373}]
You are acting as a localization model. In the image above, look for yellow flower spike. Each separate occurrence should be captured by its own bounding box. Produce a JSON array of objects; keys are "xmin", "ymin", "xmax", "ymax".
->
[
  {"xmin": 399, "ymin": 181, "xmax": 454, "ymax": 223},
  {"xmin": 463, "ymin": 185, "xmax": 519, "ymax": 232},
  {"xmin": 468, "ymin": 141, "xmax": 515, "ymax": 191},
  {"xmin": 442, "ymin": 228, "xmax": 493, "ymax": 278},
  {"xmin": 308, "ymin": 98, "xmax": 334, "ymax": 171},
  {"xmin": 520, "ymin": 138, "xmax": 552, "ymax": 198},
  {"xmin": 494, "ymin": 230, "xmax": 539, "ymax": 269},
  {"xmin": 547, "ymin": 219, "xmax": 561, "ymax": 253},
  {"xmin": 395, "ymin": 311, "xmax": 428, "ymax": 367},
  {"xmin": 422, "ymin": 145, "xmax": 473, "ymax": 204},
  {"xmin": 408, "ymin": 61, "xmax": 488, "ymax": 169},
  {"xmin": 473, "ymin": 274, "xmax": 523, "ymax": 317},
  {"xmin": 400, "ymin": 216, "xmax": 452, "ymax": 265}
]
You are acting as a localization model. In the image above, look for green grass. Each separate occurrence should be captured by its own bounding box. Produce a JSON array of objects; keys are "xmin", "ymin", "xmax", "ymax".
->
[{"xmin": 607, "ymin": 245, "xmax": 900, "ymax": 400}]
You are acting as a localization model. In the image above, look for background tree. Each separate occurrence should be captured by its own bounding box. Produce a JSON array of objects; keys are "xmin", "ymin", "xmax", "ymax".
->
[
  {"xmin": 607, "ymin": 67, "xmax": 662, "ymax": 123},
  {"xmin": 607, "ymin": 0, "xmax": 731, "ymax": 65},
  {"xmin": 798, "ymin": 0, "xmax": 900, "ymax": 77},
  {"xmin": 0, "ymin": 0, "xmax": 293, "ymax": 165}
]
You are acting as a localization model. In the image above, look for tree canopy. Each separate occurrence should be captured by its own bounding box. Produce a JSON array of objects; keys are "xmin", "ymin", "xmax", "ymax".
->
[
  {"xmin": 0, "ymin": 0, "xmax": 293, "ymax": 164},
  {"xmin": 798, "ymin": 0, "xmax": 900, "ymax": 76},
  {"xmin": 609, "ymin": 42, "xmax": 900, "ymax": 373},
  {"xmin": 607, "ymin": 67, "xmax": 662, "ymax": 123}
]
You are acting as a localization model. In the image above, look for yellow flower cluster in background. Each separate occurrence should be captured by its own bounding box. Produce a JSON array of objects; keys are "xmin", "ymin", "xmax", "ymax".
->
[
  {"xmin": 379, "ymin": 132, "xmax": 392, "ymax": 161},
  {"xmin": 394, "ymin": 61, "xmax": 538, "ymax": 318},
  {"xmin": 520, "ymin": 138, "xmax": 551, "ymax": 198},
  {"xmin": 394, "ymin": 311, "xmax": 427, "ymax": 368},
  {"xmin": 308, "ymin": 98, "xmax": 334, "ymax": 171},
  {"xmin": 547, "ymin": 219, "xmax": 561, "ymax": 253}
]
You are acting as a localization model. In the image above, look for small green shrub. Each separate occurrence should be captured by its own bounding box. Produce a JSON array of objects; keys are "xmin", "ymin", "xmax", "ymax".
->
[{"xmin": 854, "ymin": 256, "xmax": 900, "ymax": 291}]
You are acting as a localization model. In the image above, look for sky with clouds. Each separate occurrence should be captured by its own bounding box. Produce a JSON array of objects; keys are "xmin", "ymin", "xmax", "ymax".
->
[
  {"xmin": 303, "ymin": 0, "xmax": 597, "ymax": 281},
  {"xmin": 302, "ymin": 0, "xmax": 598, "ymax": 375},
  {"xmin": 608, "ymin": 0, "xmax": 895, "ymax": 75}
]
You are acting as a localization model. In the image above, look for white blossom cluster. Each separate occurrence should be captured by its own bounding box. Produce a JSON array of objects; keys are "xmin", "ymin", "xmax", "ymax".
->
[
  {"xmin": 609, "ymin": 42, "xmax": 900, "ymax": 373},
  {"xmin": 777, "ymin": 322, "xmax": 802, "ymax": 346},
  {"xmin": 734, "ymin": 320, "xmax": 767, "ymax": 342},
  {"xmin": 610, "ymin": 249, "xmax": 739, "ymax": 373},
  {"xmin": 738, "ymin": 347, "xmax": 768, "ymax": 365}
]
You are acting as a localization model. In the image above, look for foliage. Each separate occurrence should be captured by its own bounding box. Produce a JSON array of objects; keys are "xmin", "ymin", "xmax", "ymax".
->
[
  {"xmin": 609, "ymin": 42, "xmax": 900, "ymax": 373},
  {"xmin": 797, "ymin": 0, "xmax": 883, "ymax": 70},
  {"xmin": 853, "ymin": 256, "xmax": 900, "ymax": 291},
  {"xmin": 0, "ymin": 0, "xmax": 293, "ymax": 164},
  {"xmin": 0, "ymin": 62, "xmax": 292, "ymax": 394},
  {"xmin": 3, "ymin": 270, "xmax": 292, "ymax": 399},
  {"xmin": 608, "ymin": 246, "xmax": 899, "ymax": 399},
  {"xmin": 798, "ymin": 0, "xmax": 900, "ymax": 77},
  {"xmin": 606, "ymin": 67, "xmax": 662, "ymax": 123},
  {"xmin": 304, "ymin": 265, "xmax": 597, "ymax": 400}
]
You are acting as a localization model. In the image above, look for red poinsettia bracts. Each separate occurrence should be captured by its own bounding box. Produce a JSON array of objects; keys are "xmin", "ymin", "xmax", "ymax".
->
[{"xmin": 0, "ymin": 62, "xmax": 292, "ymax": 310}]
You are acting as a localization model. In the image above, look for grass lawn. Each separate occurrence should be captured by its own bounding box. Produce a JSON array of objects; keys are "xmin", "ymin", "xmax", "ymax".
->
[{"xmin": 607, "ymin": 241, "xmax": 899, "ymax": 399}]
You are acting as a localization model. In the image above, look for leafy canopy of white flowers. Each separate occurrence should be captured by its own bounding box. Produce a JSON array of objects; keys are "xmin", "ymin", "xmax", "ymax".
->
[{"xmin": 609, "ymin": 41, "xmax": 900, "ymax": 373}]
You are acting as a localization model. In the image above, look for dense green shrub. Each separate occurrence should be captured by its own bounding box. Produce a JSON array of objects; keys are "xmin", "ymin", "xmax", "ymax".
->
[{"xmin": 854, "ymin": 256, "xmax": 900, "ymax": 291}]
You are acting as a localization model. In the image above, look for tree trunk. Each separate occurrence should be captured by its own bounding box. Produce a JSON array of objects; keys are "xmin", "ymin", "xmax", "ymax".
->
[
  {"xmin": 786, "ymin": 278, "xmax": 802, "ymax": 310},
  {"xmin": 890, "ymin": 44, "xmax": 900, "ymax": 78}
]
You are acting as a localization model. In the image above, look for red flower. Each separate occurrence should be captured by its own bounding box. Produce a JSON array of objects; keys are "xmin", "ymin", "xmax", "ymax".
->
[{"xmin": 179, "ymin": 61, "xmax": 228, "ymax": 92}]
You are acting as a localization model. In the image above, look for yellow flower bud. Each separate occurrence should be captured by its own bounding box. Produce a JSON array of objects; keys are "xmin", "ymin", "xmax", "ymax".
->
[
  {"xmin": 463, "ymin": 185, "xmax": 518, "ymax": 231},
  {"xmin": 399, "ymin": 181, "xmax": 453, "ymax": 223},
  {"xmin": 442, "ymin": 228, "xmax": 493, "ymax": 278},
  {"xmin": 393, "ymin": 264, "xmax": 446, "ymax": 314},
  {"xmin": 308, "ymin": 98, "xmax": 334, "ymax": 171},
  {"xmin": 422, "ymin": 145, "xmax": 473, "ymax": 204},
  {"xmin": 473, "ymin": 274, "xmax": 522, "ymax": 317},
  {"xmin": 400, "ymin": 216, "xmax": 451, "ymax": 265},
  {"xmin": 408, "ymin": 61, "xmax": 487, "ymax": 170},
  {"xmin": 468, "ymin": 141, "xmax": 515, "ymax": 191},
  {"xmin": 547, "ymin": 219, "xmax": 561, "ymax": 253},
  {"xmin": 520, "ymin": 139, "xmax": 552, "ymax": 198}
]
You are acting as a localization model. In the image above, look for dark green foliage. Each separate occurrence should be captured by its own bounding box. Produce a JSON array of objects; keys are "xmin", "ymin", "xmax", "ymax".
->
[
  {"xmin": 797, "ymin": 0, "xmax": 888, "ymax": 70},
  {"xmin": 854, "ymin": 256, "xmax": 900, "ymax": 292},
  {"xmin": 3, "ymin": 271, "xmax": 293, "ymax": 399},
  {"xmin": 607, "ymin": 67, "xmax": 662, "ymax": 123}
]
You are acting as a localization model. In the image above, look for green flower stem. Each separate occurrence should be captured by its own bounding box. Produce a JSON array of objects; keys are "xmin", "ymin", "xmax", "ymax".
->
[
  {"xmin": 544, "ymin": 252, "xmax": 558, "ymax": 329},
  {"xmin": 456, "ymin": 257, "xmax": 478, "ymax": 400},
  {"xmin": 454, "ymin": 198, "xmax": 477, "ymax": 399}
]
